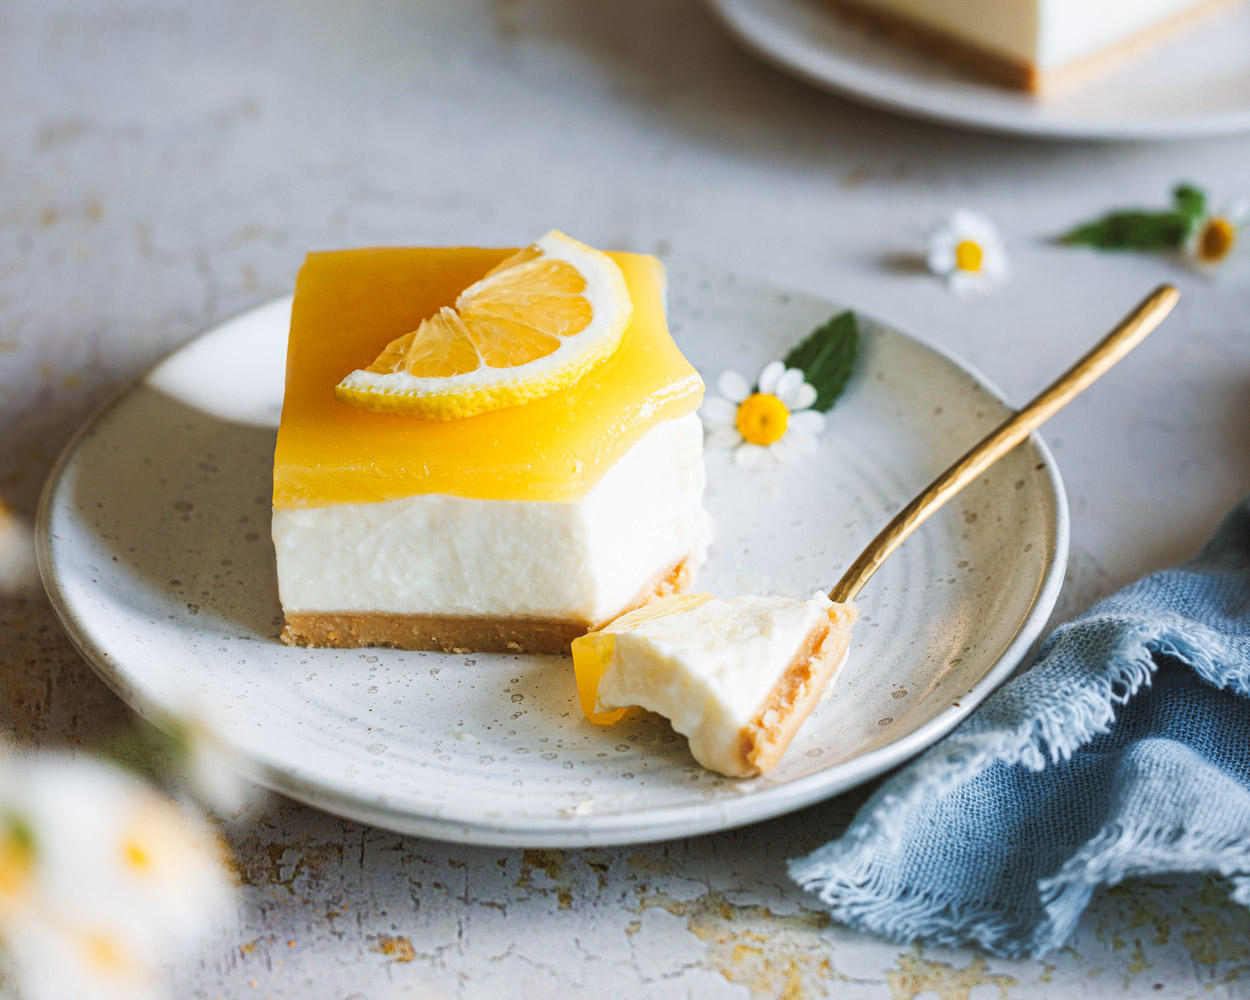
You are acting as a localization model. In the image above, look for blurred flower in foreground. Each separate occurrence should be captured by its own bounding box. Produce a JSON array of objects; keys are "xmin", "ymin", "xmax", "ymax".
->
[
  {"xmin": 168, "ymin": 712, "xmax": 256, "ymax": 816},
  {"xmin": 0, "ymin": 499, "xmax": 39, "ymax": 596},
  {"xmin": 0, "ymin": 750, "xmax": 232, "ymax": 1000},
  {"xmin": 927, "ymin": 210, "xmax": 1009, "ymax": 297},
  {"xmin": 102, "ymin": 700, "xmax": 261, "ymax": 820}
]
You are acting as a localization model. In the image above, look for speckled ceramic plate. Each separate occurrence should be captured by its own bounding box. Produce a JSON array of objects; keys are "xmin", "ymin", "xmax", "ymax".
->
[
  {"xmin": 37, "ymin": 262, "xmax": 1067, "ymax": 847},
  {"xmin": 705, "ymin": 0, "xmax": 1250, "ymax": 140}
]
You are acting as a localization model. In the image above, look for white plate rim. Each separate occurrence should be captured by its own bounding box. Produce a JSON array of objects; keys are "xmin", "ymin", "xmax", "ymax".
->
[
  {"xmin": 704, "ymin": 0, "xmax": 1250, "ymax": 141},
  {"xmin": 36, "ymin": 287, "xmax": 1070, "ymax": 847}
]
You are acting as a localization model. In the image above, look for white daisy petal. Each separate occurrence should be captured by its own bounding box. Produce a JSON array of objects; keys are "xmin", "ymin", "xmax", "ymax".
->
[
  {"xmin": 775, "ymin": 367, "xmax": 806, "ymax": 406},
  {"xmin": 757, "ymin": 360, "xmax": 785, "ymax": 396},
  {"xmin": 948, "ymin": 270, "xmax": 981, "ymax": 298},
  {"xmin": 980, "ymin": 227, "xmax": 1006, "ymax": 249},
  {"xmin": 768, "ymin": 436, "xmax": 801, "ymax": 463},
  {"xmin": 927, "ymin": 243, "xmax": 956, "ymax": 276},
  {"xmin": 953, "ymin": 209, "xmax": 998, "ymax": 243},
  {"xmin": 982, "ymin": 252, "xmax": 1009, "ymax": 282},
  {"xmin": 717, "ymin": 370, "xmax": 751, "ymax": 403},
  {"xmin": 789, "ymin": 409, "xmax": 826, "ymax": 435},
  {"xmin": 705, "ymin": 426, "xmax": 743, "ymax": 450},
  {"xmin": 699, "ymin": 397, "xmax": 739, "ymax": 429},
  {"xmin": 792, "ymin": 382, "xmax": 818, "ymax": 410},
  {"xmin": 733, "ymin": 442, "xmax": 768, "ymax": 467}
]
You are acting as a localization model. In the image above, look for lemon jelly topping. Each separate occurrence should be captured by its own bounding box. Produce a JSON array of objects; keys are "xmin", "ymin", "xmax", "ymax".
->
[{"xmin": 273, "ymin": 247, "xmax": 704, "ymax": 508}]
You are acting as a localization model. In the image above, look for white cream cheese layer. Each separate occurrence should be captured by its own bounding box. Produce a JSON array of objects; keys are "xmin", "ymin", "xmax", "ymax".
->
[
  {"xmin": 1036, "ymin": 0, "xmax": 1216, "ymax": 70},
  {"xmin": 851, "ymin": 0, "xmax": 1217, "ymax": 71},
  {"xmin": 272, "ymin": 413, "xmax": 708, "ymax": 623},
  {"xmin": 594, "ymin": 593, "xmax": 835, "ymax": 776}
]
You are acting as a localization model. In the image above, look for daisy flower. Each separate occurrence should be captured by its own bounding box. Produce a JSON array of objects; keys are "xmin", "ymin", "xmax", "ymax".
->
[
  {"xmin": 0, "ymin": 752, "xmax": 233, "ymax": 1000},
  {"xmin": 927, "ymin": 209, "xmax": 1009, "ymax": 296},
  {"xmin": 700, "ymin": 360, "xmax": 826, "ymax": 466},
  {"xmin": 1188, "ymin": 198, "xmax": 1250, "ymax": 267}
]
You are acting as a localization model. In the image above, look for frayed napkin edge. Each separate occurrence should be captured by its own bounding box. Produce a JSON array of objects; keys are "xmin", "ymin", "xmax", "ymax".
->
[{"xmin": 790, "ymin": 613, "xmax": 1250, "ymax": 957}]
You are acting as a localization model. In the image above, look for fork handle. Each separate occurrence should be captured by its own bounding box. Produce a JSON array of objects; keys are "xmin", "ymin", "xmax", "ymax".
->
[{"xmin": 828, "ymin": 284, "xmax": 1180, "ymax": 604}]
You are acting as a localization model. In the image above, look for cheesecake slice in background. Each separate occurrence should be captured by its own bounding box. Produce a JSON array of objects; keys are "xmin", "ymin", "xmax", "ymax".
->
[{"xmin": 831, "ymin": 0, "xmax": 1243, "ymax": 92}]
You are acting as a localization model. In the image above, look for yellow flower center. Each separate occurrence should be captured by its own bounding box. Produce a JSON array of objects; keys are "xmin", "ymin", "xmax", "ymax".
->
[
  {"xmin": 954, "ymin": 240, "xmax": 984, "ymax": 273},
  {"xmin": 736, "ymin": 392, "xmax": 790, "ymax": 446},
  {"xmin": 0, "ymin": 830, "xmax": 33, "ymax": 901},
  {"xmin": 83, "ymin": 932, "xmax": 129, "ymax": 974},
  {"xmin": 1198, "ymin": 217, "xmax": 1236, "ymax": 263},
  {"xmin": 123, "ymin": 838, "xmax": 151, "ymax": 871},
  {"xmin": 87, "ymin": 933, "xmax": 122, "ymax": 969}
]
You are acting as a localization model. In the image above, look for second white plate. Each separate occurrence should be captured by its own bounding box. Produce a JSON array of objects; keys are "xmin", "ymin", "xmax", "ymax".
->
[
  {"xmin": 706, "ymin": 0, "xmax": 1250, "ymax": 140},
  {"xmin": 38, "ymin": 262, "xmax": 1067, "ymax": 847}
]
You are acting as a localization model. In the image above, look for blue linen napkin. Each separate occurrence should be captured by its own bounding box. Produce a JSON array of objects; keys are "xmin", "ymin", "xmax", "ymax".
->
[{"xmin": 790, "ymin": 495, "xmax": 1250, "ymax": 958}]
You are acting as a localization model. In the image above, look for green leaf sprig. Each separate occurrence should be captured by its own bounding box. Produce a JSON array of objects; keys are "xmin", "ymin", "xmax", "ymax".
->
[
  {"xmin": 1060, "ymin": 183, "xmax": 1207, "ymax": 251},
  {"xmin": 3, "ymin": 814, "xmax": 35, "ymax": 858},
  {"xmin": 781, "ymin": 310, "xmax": 858, "ymax": 412}
]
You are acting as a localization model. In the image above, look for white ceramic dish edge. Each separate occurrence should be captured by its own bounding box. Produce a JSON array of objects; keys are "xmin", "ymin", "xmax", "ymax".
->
[{"xmin": 36, "ymin": 291, "xmax": 1069, "ymax": 848}]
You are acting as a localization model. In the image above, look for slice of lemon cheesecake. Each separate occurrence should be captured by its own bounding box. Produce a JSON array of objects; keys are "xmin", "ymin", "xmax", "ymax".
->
[
  {"xmin": 572, "ymin": 593, "xmax": 858, "ymax": 777},
  {"xmin": 272, "ymin": 232, "xmax": 708, "ymax": 654},
  {"xmin": 832, "ymin": 0, "xmax": 1241, "ymax": 92}
]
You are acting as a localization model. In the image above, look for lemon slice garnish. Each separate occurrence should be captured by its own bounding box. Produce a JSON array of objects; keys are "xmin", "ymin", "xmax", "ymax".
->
[{"xmin": 334, "ymin": 230, "xmax": 633, "ymax": 419}]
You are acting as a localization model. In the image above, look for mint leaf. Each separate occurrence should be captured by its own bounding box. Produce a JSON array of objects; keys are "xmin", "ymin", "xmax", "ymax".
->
[
  {"xmin": 781, "ymin": 310, "xmax": 858, "ymax": 413},
  {"xmin": 1060, "ymin": 183, "xmax": 1210, "ymax": 251},
  {"xmin": 1172, "ymin": 183, "xmax": 1207, "ymax": 224},
  {"xmin": 1059, "ymin": 210, "xmax": 1190, "ymax": 251}
]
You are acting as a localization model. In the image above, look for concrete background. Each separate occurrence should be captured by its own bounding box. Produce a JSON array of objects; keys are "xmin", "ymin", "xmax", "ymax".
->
[{"xmin": 3, "ymin": 1, "xmax": 1250, "ymax": 997}]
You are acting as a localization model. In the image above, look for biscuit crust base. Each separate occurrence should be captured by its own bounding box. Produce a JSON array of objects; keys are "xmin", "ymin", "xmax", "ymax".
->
[
  {"xmin": 827, "ymin": 0, "xmax": 1241, "ymax": 94},
  {"xmin": 279, "ymin": 556, "xmax": 695, "ymax": 655},
  {"xmin": 740, "ymin": 601, "xmax": 860, "ymax": 776}
]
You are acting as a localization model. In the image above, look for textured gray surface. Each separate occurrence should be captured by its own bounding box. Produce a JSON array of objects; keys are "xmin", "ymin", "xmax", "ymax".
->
[{"xmin": 4, "ymin": 0, "xmax": 1250, "ymax": 997}]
